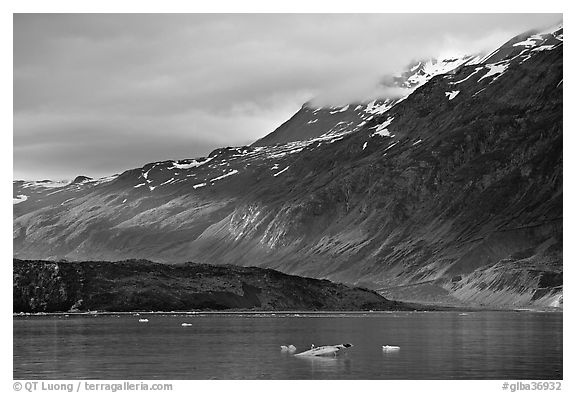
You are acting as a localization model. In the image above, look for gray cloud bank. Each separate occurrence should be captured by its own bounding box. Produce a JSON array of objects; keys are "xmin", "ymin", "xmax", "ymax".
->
[{"xmin": 14, "ymin": 14, "xmax": 561, "ymax": 179}]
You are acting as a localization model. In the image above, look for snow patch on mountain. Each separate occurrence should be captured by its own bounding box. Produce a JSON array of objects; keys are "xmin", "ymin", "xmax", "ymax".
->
[
  {"xmin": 513, "ymin": 38, "xmax": 539, "ymax": 48},
  {"xmin": 532, "ymin": 45, "xmax": 556, "ymax": 52},
  {"xmin": 451, "ymin": 67, "xmax": 483, "ymax": 85},
  {"xmin": 330, "ymin": 105, "xmax": 349, "ymax": 114},
  {"xmin": 478, "ymin": 63, "xmax": 509, "ymax": 82},
  {"xmin": 91, "ymin": 174, "xmax": 119, "ymax": 185},
  {"xmin": 364, "ymin": 100, "xmax": 393, "ymax": 116},
  {"xmin": 372, "ymin": 117, "xmax": 394, "ymax": 137},
  {"xmin": 273, "ymin": 166, "xmax": 289, "ymax": 177},
  {"xmin": 384, "ymin": 141, "xmax": 400, "ymax": 152},
  {"xmin": 405, "ymin": 56, "xmax": 473, "ymax": 87},
  {"xmin": 410, "ymin": 61, "xmax": 422, "ymax": 72},
  {"xmin": 13, "ymin": 194, "xmax": 28, "ymax": 204},
  {"xmin": 20, "ymin": 180, "xmax": 70, "ymax": 189},
  {"xmin": 445, "ymin": 90, "xmax": 460, "ymax": 100},
  {"xmin": 169, "ymin": 157, "xmax": 214, "ymax": 170},
  {"xmin": 211, "ymin": 170, "xmax": 239, "ymax": 182}
]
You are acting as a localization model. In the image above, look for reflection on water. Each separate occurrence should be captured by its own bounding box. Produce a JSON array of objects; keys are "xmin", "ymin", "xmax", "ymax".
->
[
  {"xmin": 288, "ymin": 354, "xmax": 345, "ymax": 373},
  {"xmin": 13, "ymin": 311, "xmax": 562, "ymax": 380}
]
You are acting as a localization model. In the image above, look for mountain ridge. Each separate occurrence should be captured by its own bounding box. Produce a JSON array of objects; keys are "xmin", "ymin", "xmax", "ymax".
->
[{"xmin": 13, "ymin": 25, "xmax": 563, "ymax": 309}]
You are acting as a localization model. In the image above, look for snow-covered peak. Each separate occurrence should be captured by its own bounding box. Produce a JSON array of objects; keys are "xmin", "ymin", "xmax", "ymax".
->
[
  {"xmin": 469, "ymin": 22, "xmax": 563, "ymax": 66},
  {"xmin": 400, "ymin": 55, "xmax": 476, "ymax": 88}
]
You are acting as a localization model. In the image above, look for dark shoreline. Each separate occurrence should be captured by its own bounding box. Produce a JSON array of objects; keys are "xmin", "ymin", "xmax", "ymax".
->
[
  {"xmin": 14, "ymin": 258, "xmax": 563, "ymax": 314},
  {"xmin": 14, "ymin": 258, "xmax": 414, "ymax": 313},
  {"xmin": 13, "ymin": 305, "xmax": 563, "ymax": 316}
]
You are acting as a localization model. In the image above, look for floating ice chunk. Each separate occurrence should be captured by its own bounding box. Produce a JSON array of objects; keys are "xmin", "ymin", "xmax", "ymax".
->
[
  {"xmin": 445, "ymin": 90, "xmax": 460, "ymax": 100},
  {"xmin": 280, "ymin": 345, "xmax": 297, "ymax": 353},
  {"xmin": 193, "ymin": 183, "xmax": 207, "ymax": 189}
]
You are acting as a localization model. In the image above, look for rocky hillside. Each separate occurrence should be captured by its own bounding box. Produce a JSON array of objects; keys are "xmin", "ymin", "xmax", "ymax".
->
[
  {"xmin": 13, "ymin": 259, "xmax": 408, "ymax": 312},
  {"xmin": 13, "ymin": 26, "xmax": 563, "ymax": 308}
]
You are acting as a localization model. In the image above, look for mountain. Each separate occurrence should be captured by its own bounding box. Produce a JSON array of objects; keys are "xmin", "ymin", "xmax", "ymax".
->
[
  {"xmin": 14, "ymin": 259, "xmax": 410, "ymax": 313},
  {"xmin": 252, "ymin": 55, "xmax": 477, "ymax": 147},
  {"xmin": 13, "ymin": 25, "xmax": 563, "ymax": 309}
]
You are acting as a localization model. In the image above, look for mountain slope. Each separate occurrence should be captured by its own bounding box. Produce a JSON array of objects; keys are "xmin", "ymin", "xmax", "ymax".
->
[
  {"xmin": 252, "ymin": 55, "xmax": 477, "ymax": 147},
  {"xmin": 13, "ymin": 26, "xmax": 563, "ymax": 308}
]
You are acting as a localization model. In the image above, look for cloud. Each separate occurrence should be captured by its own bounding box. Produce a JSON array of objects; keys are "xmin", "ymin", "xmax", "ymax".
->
[{"xmin": 14, "ymin": 14, "xmax": 562, "ymax": 179}]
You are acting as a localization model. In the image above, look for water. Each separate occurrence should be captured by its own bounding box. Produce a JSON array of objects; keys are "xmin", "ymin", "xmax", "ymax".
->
[{"xmin": 13, "ymin": 311, "xmax": 562, "ymax": 380}]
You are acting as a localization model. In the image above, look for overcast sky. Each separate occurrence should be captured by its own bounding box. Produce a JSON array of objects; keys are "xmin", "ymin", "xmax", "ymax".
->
[{"xmin": 14, "ymin": 13, "xmax": 561, "ymax": 180}]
